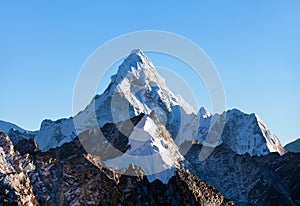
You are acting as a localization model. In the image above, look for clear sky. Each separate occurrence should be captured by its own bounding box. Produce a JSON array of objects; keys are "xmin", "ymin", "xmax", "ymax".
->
[{"xmin": 0, "ymin": 1, "xmax": 299, "ymax": 145}]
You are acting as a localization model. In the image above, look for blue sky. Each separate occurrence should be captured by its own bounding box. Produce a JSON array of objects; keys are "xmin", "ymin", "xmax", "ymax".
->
[{"xmin": 0, "ymin": 1, "xmax": 299, "ymax": 145}]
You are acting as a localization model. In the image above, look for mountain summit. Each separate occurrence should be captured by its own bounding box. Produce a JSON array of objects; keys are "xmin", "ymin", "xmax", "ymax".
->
[
  {"xmin": 36, "ymin": 50, "xmax": 196, "ymax": 151},
  {"xmin": 196, "ymin": 108, "xmax": 285, "ymax": 155},
  {"xmin": 1, "ymin": 49, "xmax": 297, "ymax": 205},
  {"xmin": 35, "ymin": 50, "xmax": 285, "ymax": 157}
]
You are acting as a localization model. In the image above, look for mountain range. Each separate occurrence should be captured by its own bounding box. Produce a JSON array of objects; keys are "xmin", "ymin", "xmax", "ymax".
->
[{"xmin": 0, "ymin": 50, "xmax": 299, "ymax": 205}]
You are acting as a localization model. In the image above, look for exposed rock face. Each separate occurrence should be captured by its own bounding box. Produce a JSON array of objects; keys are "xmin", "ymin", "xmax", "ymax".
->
[
  {"xmin": 1, "ymin": 118, "xmax": 232, "ymax": 206},
  {"xmin": 104, "ymin": 112, "xmax": 186, "ymax": 183},
  {"xmin": 0, "ymin": 130, "xmax": 38, "ymax": 206},
  {"xmin": 184, "ymin": 142, "xmax": 298, "ymax": 206},
  {"xmin": 114, "ymin": 169, "xmax": 233, "ymax": 206},
  {"xmin": 254, "ymin": 152, "xmax": 300, "ymax": 204},
  {"xmin": 74, "ymin": 113, "xmax": 145, "ymax": 160}
]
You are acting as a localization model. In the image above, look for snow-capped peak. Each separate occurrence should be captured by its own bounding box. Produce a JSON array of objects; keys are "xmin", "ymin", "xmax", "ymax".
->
[
  {"xmin": 199, "ymin": 107, "xmax": 211, "ymax": 118},
  {"xmin": 0, "ymin": 120, "xmax": 27, "ymax": 134},
  {"xmin": 36, "ymin": 49, "xmax": 196, "ymax": 151},
  {"xmin": 0, "ymin": 120, "xmax": 36, "ymax": 145},
  {"xmin": 109, "ymin": 49, "xmax": 195, "ymax": 114},
  {"xmin": 110, "ymin": 49, "xmax": 156, "ymax": 84},
  {"xmin": 196, "ymin": 108, "xmax": 285, "ymax": 156},
  {"xmin": 34, "ymin": 49, "xmax": 285, "ymax": 158}
]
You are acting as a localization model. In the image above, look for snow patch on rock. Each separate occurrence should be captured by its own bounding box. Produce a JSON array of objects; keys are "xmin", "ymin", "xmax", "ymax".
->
[{"xmin": 104, "ymin": 114, "xmax": 184, "ymax": 183}]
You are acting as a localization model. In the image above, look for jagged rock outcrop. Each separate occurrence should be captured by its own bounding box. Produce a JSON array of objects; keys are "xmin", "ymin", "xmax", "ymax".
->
[
  {"xmin": 0, "ymin": 130, "xmax": 38, "ymax": 206},
  {"xmin": 184, "ymin": 141, "xmax": 298, "ymax": 206},
  {"xmin": 114, "ymin": 168, "xmax": 233, "ymax": 206}
]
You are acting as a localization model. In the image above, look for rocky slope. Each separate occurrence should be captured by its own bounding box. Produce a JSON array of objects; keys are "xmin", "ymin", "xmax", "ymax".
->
[
  {"xmin": 104, "ymin": 112, "xmax": 186, "ymax": 183},
  {"xmin": 254, "ymin": 152, "xmax": 300, "ymax": 204},
  {"xmin": 0, "ymin": 117, "xmax": 233, "ymax": 205},
  {"xmin": 184, "ymin": 141, "xmax": 298, "ymax": 206},
  {"xmin": 0, "ymin": 130, "xmax": 38, "ymax": 206}
]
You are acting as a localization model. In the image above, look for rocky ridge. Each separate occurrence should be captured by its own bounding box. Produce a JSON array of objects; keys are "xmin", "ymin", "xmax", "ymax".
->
[{"xmin": 0, "ymin": 116, "xmax": 234, "ymax": 205}]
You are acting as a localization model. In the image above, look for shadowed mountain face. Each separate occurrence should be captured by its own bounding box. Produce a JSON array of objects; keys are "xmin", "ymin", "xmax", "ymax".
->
[
  {"xmin": 285, "ymin": 138, "xmax": 300, "ymax": 153},
  {"xmin": 0, "ymin": 116, "xmax": 234, "ymax": 206},
  {"xmin": 184, "ymin": 141, "xmax": 300, "ymax": 206}
]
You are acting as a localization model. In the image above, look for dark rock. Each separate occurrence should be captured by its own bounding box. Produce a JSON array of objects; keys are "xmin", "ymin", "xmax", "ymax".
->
[{"xmin": 185, "ymin": 142, "xmax": 298, "ymax": 205}]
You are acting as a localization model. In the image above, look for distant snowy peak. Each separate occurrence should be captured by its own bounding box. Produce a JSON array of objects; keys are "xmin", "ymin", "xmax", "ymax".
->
[
  {"xmin": 285, "ymin": 138, "xmax": 300, "ymax": 153},
  {"xmin": 0, "ymin": 120, "xmax": 27, "ymax": 134},
  {"xmin": 35, "ymin": 118, "xmax": 75, "ymax": 151},
  {"xmin": 104, "ymin": 112, "xmax": 185, "ymax": 183},
  {"xmin": 196, "ymin": 108, "xmax": 285, "ymax": 156},
  {"xmin": 199, "ymin": 107, "xmax": 211, "ymax": 118},
  {"xmin": 0, "ymin": 120, "xmax": 36, "ymax": 144}
]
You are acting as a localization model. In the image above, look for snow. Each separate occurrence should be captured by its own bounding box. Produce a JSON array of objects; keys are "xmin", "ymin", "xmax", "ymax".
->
[
  {"xmin": 255, "ymin": 114, "xmax": 285, "ymax": 155},
  {"xmin": 196, "ymin": 109, "xmax": 285, "ymax": 156},
  {"xmin": 0, "ymin": 120, "xmax": 27, "ymax": 134},
  {"xmin": 104, "ymin": 114, "xmax": 184, "ymax": 183},
  {"xmin": 35, "ymin": 49, "xmax": 196, "ymax": 151},
  {"xmin": 34, "ymin": 49, "xmax": 285, "ymax": 158},
  {"xmin": 0, "ymin": 132, "xmax": 37, "ymax": 204},
  {"xmin": 35, "ymin": 118, "xmax": 76, "ymax": 151},
  {"xmin": 199, "ymin": 107, "xmax": 211, "ymax": 118},
  {"xmin": 0, "ymin": 120, "xmax": 36, "ymax": 144}
]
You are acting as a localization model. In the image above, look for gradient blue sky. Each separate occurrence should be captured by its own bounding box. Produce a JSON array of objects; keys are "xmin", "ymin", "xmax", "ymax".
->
[{"xmin": 0, "ymin": 1, "xmax": 299, "ymax": 145}]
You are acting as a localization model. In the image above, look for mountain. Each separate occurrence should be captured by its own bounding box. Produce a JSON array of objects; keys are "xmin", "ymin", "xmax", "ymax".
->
[
  {"xmin": 0, "ymin": 120, "xmax": 27, "ymax": 134},
  {"xmin": 195, "ymin": 108, "xmax": 285, "ymax": 156},
  {"xmin": 104, "ymin": 111, "xmax": 186, "ymax": 183},
  {"xmin": 285, "ymin": 138, "xmax": 300, "ymax": 153},
  {"xmin": 69, "ymin": 111, "xmax": 187, "ymax": 184},
  {"xmin": 0, "ymin": 122, "xmax": 234, "ymax": 205},
  {"xmin": 0, "ymin": 120, "xmax": 36, "ymax": 145},
  {"xmin": 3, "ymin": 49, "xmax": 296, "ymax": 205},
  {"xmin": 0, "ymin": 130, "xmax": 38, "ymax": 205},
  {"xmin": 35, "ymin": 50, "xmax": 284, "ymax": 157},
  {"xmin": 185, "ymin": 142, "xmax": 298, "ymax": 205},
  {"xmin": 36, "ymin": 49, "xmax": 196, "ymax": 151},
  {"xmin": 254, "ymin": 152, "xmax": 300, "ymax": 204}
]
